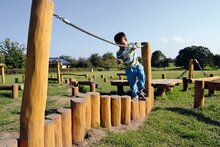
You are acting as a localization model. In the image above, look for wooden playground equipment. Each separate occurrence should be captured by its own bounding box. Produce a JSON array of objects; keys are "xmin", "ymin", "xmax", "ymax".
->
[
  {"xmin": 0, "ymin": 64, "xmax": 6, "ymax": 84},
  {"xmin": 0, "ymin": 0, "xmax": 154, "ymax": 146}
]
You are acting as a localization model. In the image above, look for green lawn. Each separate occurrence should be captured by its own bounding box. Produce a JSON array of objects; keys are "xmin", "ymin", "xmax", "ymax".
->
[{"xmin": 0, "ymin": 70, "xmax": 219, "ymax": 146}]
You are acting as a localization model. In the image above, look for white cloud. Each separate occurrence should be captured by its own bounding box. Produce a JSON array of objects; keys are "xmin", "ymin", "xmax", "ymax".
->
[{"xmin": 161, "ymin": 36, "xmax": 191, "ymax": 44}]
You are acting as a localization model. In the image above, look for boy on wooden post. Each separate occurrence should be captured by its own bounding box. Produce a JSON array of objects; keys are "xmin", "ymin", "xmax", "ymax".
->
[{"xmin": 114, "ymin": 32, "xmax": 147, "ymax": 100}]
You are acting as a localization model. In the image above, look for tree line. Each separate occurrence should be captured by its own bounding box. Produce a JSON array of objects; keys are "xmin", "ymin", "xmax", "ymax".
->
[{"xmin": 0, "ymin": 38, "xmax": 220, "ymax": 70}]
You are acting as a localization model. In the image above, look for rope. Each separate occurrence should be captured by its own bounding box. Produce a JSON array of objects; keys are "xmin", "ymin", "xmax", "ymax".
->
[
  {"xmin": 176, "ymin": 69, "xmax": 188, "ymax": 79},
  {"xmin": 193, "ymin": 59, "xmax": 209, "ymax": 77},
  {"xmin": 53, "ymin": 13, "xmax": 126, "ymax": 47}
]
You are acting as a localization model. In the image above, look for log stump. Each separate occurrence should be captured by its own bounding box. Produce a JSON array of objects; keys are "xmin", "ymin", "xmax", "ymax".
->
[
  {"xmin": 131, "ymin": 99, "xmax": 139, "ymax": 120},
  {"xmin": 139, "ymin": 100, "xmax": 146, "ymax": 119},
  {"xmin": 100, "ymin": 95, "xmax": 111, "ymax": 128},
  {"xmin": 121, "ymin": 96, "xmax": 131, "ymax": 125},
  {"xmin": 111, "ymin": 95, "xmax": 121, "ymax": 127},
  {"xmin": 72, "ymin": 86, "xmax": 79, "ymax": 97},
  {"xmin": 44, "ymin": 119, "xmax": 55, "ymax": 147}
]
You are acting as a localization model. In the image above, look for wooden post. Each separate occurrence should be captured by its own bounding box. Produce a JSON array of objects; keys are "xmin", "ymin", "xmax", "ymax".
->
[
  {"xmin": 117, "ymin": 85, "xmax": 124, "ymax": 95},
  {"xmin": 146, "ymin": 97, "xmax": 152, "ymax": 115},
  {"xmin": 101, "ymin": 74, "xmax": 104, "ymax": 78},
  {"xmin": 57, "ymin": 62, "xmax": 61, "ymax": 83},
  {"xmin": 57, "ymin": 108, "xmax": 72, "ymax": 147},
  {"xmin": 104, "ymin": 77, "xmax": 108, "ymax": 82},
  {"xmin": 131, "ymin": 99, "xmax": 139, "ymax": 120},
  {"xmin": 111, "ymin": 95, "xmax": 121, "ymax": 127},
  {"xmin": 88, "ymin": 78, "xmax": 93, "ymax": 82},
  {"xmin": 182, "ymin": 77, "xmax": 188, "ymax": 91},
  {"xmin": 87, "ymin": 92, "xmax": 100, "ymax": 128},
  {"xmin": 0, "ymin": 64, "xmax": 6, "ymax": 84},
  {"xmin": 72, "ymin": 86, "xmax": 79, "ymax": 96},
  {"xmin": 15, "ymin": 78, "xmax": 19, "ymax": 83},
  {"xmin": 92, "ymin": 75, "xmax": 96, "ymax": 79},
  {"xmin": 90, "ymin": 83, "xmax": 96, "ymax": 92},
  {"xmin": 71, "ymin": 98, "xmax": 86, "ymax": 144},
  {"xmin": 188, "ymin": 59, "xmax": 194, "ymax": 79},
  {"xmin": 208, "ymin": 74, "xmax": 215, "ymax": 95},
  {"xmin": 162, "ymin": 74, "xmax": 166, "ymax": 79},
  {"xmin": 151, "ymin": 87, "xmax": 154, "ymax": 110},
  {"xmin": 77, "ymin": 93, "xmax": 92, "ymax": 131},
  {"xmin": 19, "ymin": 0, "xmax": 54, "ymax": 146},
  {"xmin": 194, "ymin": 80, "xmax": 205, "ymax": 108},
  {"xmin": 100, "ymin": 95, "xmax": 111, "ymax": 128},
  {"xmin": 119, "ymin": 75, "xmax": 123, "ymax": 80},
  {"xmin": 12, "ymin": 84, "xmax": 19, "ymax": 99},
  {"xmin": 0, "ymin": 139, "xmax": 18, "ymax": 147},
  {"xmin": 121, "ymin": 96, "xmax": 131, "ymax": 125},
  {"xmin": 139, "ymin": 100, "xmax": 146, "ymax": 119},
  {"xmin": 46, "ymin": 114, "xmax": 63, "ymax": 147},
  {"xmin": 141, "ymin": 42, "xmax": 152, "ymax": 109},
  {"xmin": 44, "ymin": 119, "xmax": 55, "ymax": 147}
]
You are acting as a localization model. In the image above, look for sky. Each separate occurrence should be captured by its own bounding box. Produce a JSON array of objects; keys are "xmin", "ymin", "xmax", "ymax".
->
[{"xmin": 0, "ymin": 0, "xmax": 220, "ymax": 59}]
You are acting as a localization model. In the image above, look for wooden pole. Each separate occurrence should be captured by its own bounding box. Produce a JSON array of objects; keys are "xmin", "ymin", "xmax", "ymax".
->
[
  {"xmin": 194, "ymin": 80, "xmax": 205, "ymax": 108},
  {"xmin": 12, "ymin": 84, "xmax": 19, "ymax": 99},
  {"xmin": 104, "ymin": 77, "xmax": 108, "ymax": 82},
  {"xmin": 87, "ymin": 92, "xmax": 100, "ymax": 128},
  {"xmin": 57, "ymin": 62, "xmax": 61, "ymax": 83},
  {"xmin": 46, "ymin": 114, "xmax": 63, "ymax": 147},
  {"xmin": 72, "ymin": 86, "xmax": 79, "ymax": 96},
  {"xmin": 44, "ymin": 119, "xmax": 55, "ymax": 147},
  {"xmin": 100, "ymin": 95, "xmax": 111, "ymax": 128},
  {"xmin": 188, "ymin": 59, "xmax": 194, "ymax": 79},
  {"xmin": 19, "ymin": 0, "xmax": 54, "ymax": 146},
  {"xmin": 71, "ymin": 98, "xmax": 86, "ymax": 144},
  {"xmin": 146, "ymin": 97, "xmax": 152, "ymax": 115},
  {"xmin": 77, "ymin": 93, "xmax": 92, "ymax": 131},
  {"xmin": 1, "ymin": 65, "xmax": 6, "ymax": 84},
  {"xmin": 182, "ymin": 77, "xmax": 188, "ymax": 91},
  {"xmin": 208, "ymin": 74, "xmax": 215, "ymax": 95},
  {"xmin": 57, "ymin": 108, "xmax": 72, "ymax": 147},
  {"xmin": 162, "ymin": 74, "xmax": 166, "ymax": 79},
  {"xmin": 121, "ymin": 96, "xmax": 131, "ymax": 125},
  {"xmin": 90, "ymin": 83, "xmax": 96, "ymax": 92},
  {"xmin": 111, "ymin": 95, "xmax": 121, "ymax": 127},
  {"xmin": 141, "ymin": 42, "xmax": 152, "ymax": 109},
  {"xmin": 0, "ymin": 139, "xmax": 18, "ymax": 147},
  {"xmin": 131, "ymin": 99, "xmax": 139, "ymax": 120},
  {"xmin": 139, "ymin": 100, "xmax": 146, "ymax": 119}
]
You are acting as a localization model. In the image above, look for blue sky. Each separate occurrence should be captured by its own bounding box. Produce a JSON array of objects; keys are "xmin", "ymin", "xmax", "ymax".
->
[{"xmin": 0, "ymin": 0, "xmax": 220, "ymax": 59}]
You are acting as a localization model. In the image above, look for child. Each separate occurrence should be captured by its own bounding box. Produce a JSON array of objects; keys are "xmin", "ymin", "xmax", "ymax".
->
[{"xmin": 114, "ymin": 32, "xmax": 147, "ymax": 99}]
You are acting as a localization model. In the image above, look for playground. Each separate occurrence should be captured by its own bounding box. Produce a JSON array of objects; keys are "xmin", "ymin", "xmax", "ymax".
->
[{"xmin": 0, "ymin": 0, "xmax": 220, "ymax": 147}]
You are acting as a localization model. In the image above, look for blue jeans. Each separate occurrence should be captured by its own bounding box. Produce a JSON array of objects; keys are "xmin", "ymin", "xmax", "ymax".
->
[{"xmin": 125, "ymin": 63, "xmax": 146, "ymax": 97}]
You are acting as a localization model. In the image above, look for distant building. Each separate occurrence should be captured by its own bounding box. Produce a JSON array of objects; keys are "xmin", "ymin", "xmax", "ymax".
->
[{"xmin": 49, "ymin": 57, "xmax": 71, "ymax": 69}]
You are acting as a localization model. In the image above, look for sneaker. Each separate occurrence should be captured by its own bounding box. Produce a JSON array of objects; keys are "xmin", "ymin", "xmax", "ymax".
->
[
  {"xmin": 138, "ymin": 89, "xmax": 147, "ymax": 97},
  {"xmin": 131, "ymin": 95, "xmax": 139, "ymax": 100}
]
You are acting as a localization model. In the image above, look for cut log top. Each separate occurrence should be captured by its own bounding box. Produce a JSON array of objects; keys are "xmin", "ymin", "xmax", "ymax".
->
[
  {"xmin": 121, "ymin": 95, "xmax": 131, "ymax": 99},
  {"xmin": 44, "ymin": 119, "xmax": 53, "ymax": 126},
  {"xmin": 87, "ymin": 92, "xmax": 100, "ymax": 96},
  {"xmin": 111, "ymin": 95, "xmax": 121, "ymax": 99},
  {"xmin": 77, "ymin": 81, "xmax": 100, "ymax": 88},
  {"xmin": 188, "ymin": 76, "xmax": 220, "ymax": 84},
  {"xmin": 0, "ymin": 64, "xmax": 5, "ymax": 67},
  {"xmin": 71, "ymin": 97, "xmax": 86, "ymax": 103},
  {"xmin": 0, "ymin": 84, "xmax": 23, "ymax": 90},
  {"xmin": 117, "ymin": 73, "xmax": 126, "ymax": 76},
  {"xmin": 57, "ymin": 108, "xmax": 71, "ymax": 114},
  {"xmin": 76, "ymin": 93, "xmax": 90, "ymax": 98},
  {"xmin": 101, "ymin": 95, "xmax": 110, "ymax": 98},
  {"xmin": 46, "ymin": 114, "xmax": 61, "ymax": 120}
]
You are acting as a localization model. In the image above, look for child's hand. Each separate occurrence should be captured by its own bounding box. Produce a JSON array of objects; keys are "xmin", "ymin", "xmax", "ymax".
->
[{"xmin": 117, "ymin": 59, "xmax": 123, "ymax": 64}]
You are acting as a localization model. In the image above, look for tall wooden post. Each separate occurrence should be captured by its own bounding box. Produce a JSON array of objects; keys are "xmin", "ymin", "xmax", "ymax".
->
[
  {"xmin": 188, "ymin": 59, "xmax": 194, "ymax": 79},
  {"xmin": 194, "ymin": 80, "xmax": 205, "ymax": 108},
  {"xmin": 141, "ymin": 42, "xmax": 152, "ymax": 109},
  {"xmin": 208, "ymin": 74, "xmax": 215, "ymax": 95},
  {"xmin": 57, "ymin": 62, "xmax": 61, "ymax": 83},
  {"xmin": 182, "ymin": 77, "xmax": 188, "ymax": 91},
  {"xmin": 0, "ymin": 64, "xmax": 6, "ymax": 84},
  {"xmin": 19, "ymin": 0, "xmax": 54, "ymax": 146}
]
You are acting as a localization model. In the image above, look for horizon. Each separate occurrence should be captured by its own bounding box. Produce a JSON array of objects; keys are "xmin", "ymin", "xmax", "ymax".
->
[{"xmin": 0, "ymin": 0, "xmax": 220, "ymax": 59}]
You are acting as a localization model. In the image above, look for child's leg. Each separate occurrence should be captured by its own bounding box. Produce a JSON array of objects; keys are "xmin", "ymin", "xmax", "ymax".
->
[
  {"xmin": 136, "ymin": 64, "xmax": 146, "ymax": 91},
  {"xmin": 125, "ymin": 67, "xmax": 137, "ymax": 98}
]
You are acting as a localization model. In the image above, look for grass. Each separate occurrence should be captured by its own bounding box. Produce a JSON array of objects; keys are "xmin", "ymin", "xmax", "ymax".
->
[{"xmin": 0, "ymin": 70, "xmax": 219, "ymax": 146}]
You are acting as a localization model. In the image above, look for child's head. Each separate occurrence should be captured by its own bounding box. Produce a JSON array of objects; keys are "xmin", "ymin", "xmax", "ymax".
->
[{"xmin": 114, "ymin": 32, "xmax": 127, "ymax": 48}]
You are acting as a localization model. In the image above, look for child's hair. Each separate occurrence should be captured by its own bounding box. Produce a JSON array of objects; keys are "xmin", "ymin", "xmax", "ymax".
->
[{"xmin": 114, "ymin": 32, "xmax": 126, "ymax": 44}]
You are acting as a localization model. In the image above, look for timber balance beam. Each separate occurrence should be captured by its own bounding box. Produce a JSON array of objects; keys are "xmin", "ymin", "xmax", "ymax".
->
[{"xmin": 0, "ymin": 84, "xmax": 23, "ymax": 99}]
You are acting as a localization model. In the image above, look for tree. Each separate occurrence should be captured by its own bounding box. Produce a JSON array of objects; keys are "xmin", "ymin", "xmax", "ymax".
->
[
  {"xmin": 175, "ymin": 46, "xmax": 213, "ymax": 69},
  {"xmin": 213, "ymin": 54, "xmax": 220, "ymax": 67},
  {"xmin": 59, "ymin": 55, "xmax": 78, "ymax": 67},
  {"xmin": 101, "ymin": 52, "xmax": 117, "ymax": 70},
  {"xmin": 151, "ymin": 50, "xmax": 166, "ymax": 68},
  {"xmin": 88, "ymin": 53, "xmax": 102, "ymax": 68},
  {"xmin": 0, "ymin": 38, "xmax": 26, "ymax": 69},
  {"xmin": 75, "ymin": 57, "xmax": 92, "ymax": 68}
]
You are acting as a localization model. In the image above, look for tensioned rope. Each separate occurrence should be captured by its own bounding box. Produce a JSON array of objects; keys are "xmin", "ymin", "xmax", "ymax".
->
[{"xmin": 53, "ymin": 13, "xmax": 125, "ymax": 47}]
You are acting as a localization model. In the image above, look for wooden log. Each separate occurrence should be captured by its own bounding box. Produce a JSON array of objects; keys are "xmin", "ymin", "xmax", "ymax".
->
[
  {"xmin": 188, "ymin": 76, "xmax": 220, "ymax": 84},
  {"xmin": 208, "ymin": 74, "xmax": 215, "ymax": 95},
  {"xmin": 92, "ymin": 75, "xmax": 96, "ymax": 79},
  {"xmin": 121, "ymin": 96, "xmax": 131, "ymax": 125},
  {"xmin": 46, "ymin": 114, "xmax": 63, "ymax": 147},
  {"xmin": 162, "ymin": 74, "xmax": 166, "ymax": 79},
  {"xmin": 57, "ymin": 62, "xmax": 61, "ymax": 83},
  {"xmin": 101, "ymin": 74, "xmax": 104, "ymax": 78},
  {"xmin": 188, "ymin": 59, "xmax": 194, "ymax": 79},
  {"xmin": 19, "ymin": 0, "xmax": 54, "ymax": 146},
  {"xmin": 111, "ymin": 95, "xmax": 121, "ymax": 127},
  {"xmin": 90, "ymin": 83, "xmax": 96, "ymax": 92},
  {"xmin": 87, "ymin": 92, "xmax": 100, "ymax": 128},
  {"xmin": 104, "ymin": 77, "xmax": 108, "ymax": 82},
  {"xmin": 57, "ymin": 108, "xmax": 72, "ymax": 147},
  {"xmin": 131, "ymin": 99, "xmax": 139, "ymax": 120},
  {"xmin": 44, "ymin": 119, "xmax": 55, "ymax": 147},
  {"xmin": 119, "ymin": 75, "xmax": 123, "ymax": 80},
  {"xmin": 139, "ymin": 100, "xmax": 146, "ymax": 119},
  {"xmin": 182, "ymin": 77, "xmax": 188, "ymax": 91},
  {"xmin": 0, "ymin": 64, "xmax": 6, "ymax": 84},
  {"xmin": 72, "ymin": 86, "xmax": 79, "ymax": 96},
  {"xmin": 65, "ymin": 79, "xmax": 70, "ymax": 84},
  {"xmin": 0, "ymin": 139, "xmax": 18, "ymax": 147},
  {"xmin": 88, "ymin": 78, "xmax": 93, "ymax": 82},
  {"xmin": 15, "ymin": 78, "xmax": 19, "ymax": 83},
  {"xmin": 12, "ymin": 84, "xmax": 19, "ymax": 99},
  {"xmin": 71, "ymin": 98, "xmax": 86, "ymax": 144},
  {"xmin": 141, "ymin": 42, "xmax": 152, "ymax": 109},
  {"xmin": 100, "ymin": 95, "xmax": 111, "ymax": 128},
  {"xmin": 194, "ymin": 80, "xmax": 205, "ymax": 108},
  {"xmin": 77, "ymin": 93, "xmax": 92, "ymax": 131},
  {"xmin": 146, "ymin": 97, "xmax": 151, "ymax": 115}
]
